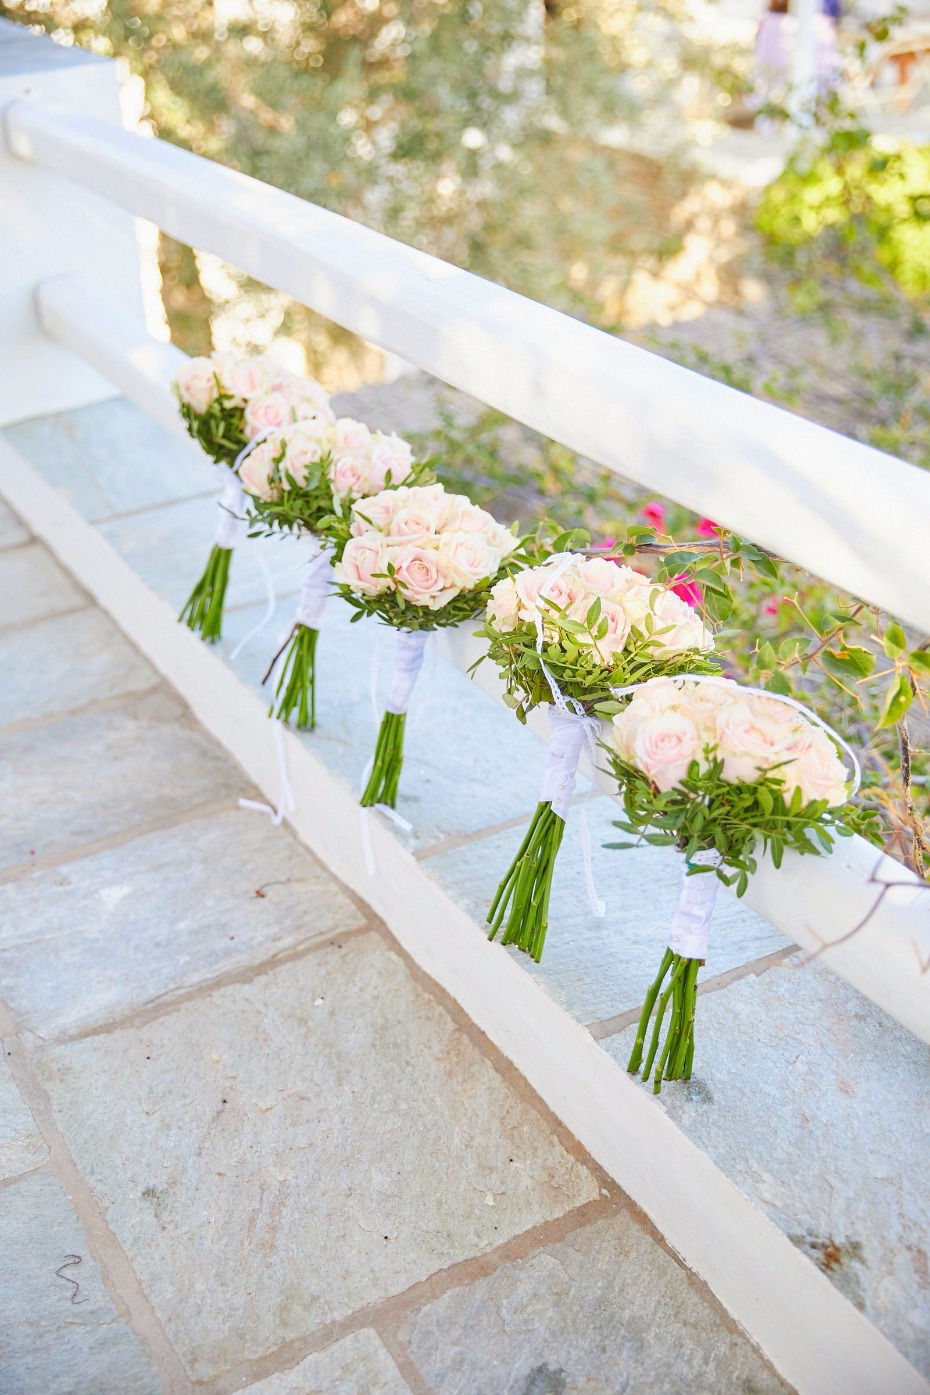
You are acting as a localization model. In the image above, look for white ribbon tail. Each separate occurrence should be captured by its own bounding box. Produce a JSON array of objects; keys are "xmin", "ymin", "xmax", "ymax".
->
[
  {"xmin": 229, "ymin": 547, "xmax": 276, "ymax": 660},
  {"xmin": 238, "ymin": 720, "xmax": 295, "ymax": 826}
]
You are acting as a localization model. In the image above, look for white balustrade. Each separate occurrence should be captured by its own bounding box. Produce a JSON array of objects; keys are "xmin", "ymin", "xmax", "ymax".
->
[{"xmin": 5, "ymin": 95, "xmax": 930, "ymax": 633}]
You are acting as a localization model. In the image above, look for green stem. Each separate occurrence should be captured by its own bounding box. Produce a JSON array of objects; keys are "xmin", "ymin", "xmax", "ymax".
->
[
  {"xmin": 488, "ymin": 802, "xmax": 566, "ymax": 962},
  {"xmin": 268, "ymin": 624, "xmax": 319, "ymax": 730},
  {"xmin": 627, "ymin": 949, "xmax": 674, "ymax": 1074},
  {"xmin": 629, "ymin": 950, "xmax": 703, "ymax": 1094},
  {"xmin": 488, "ymin": 801, "xmax": 547, "ymax": 928},
  {"xmin": 178, "ymin": 544, "xmax": 232, "ymax": 643},
  {"xmin": 361, "ymin": 711, "xmax": 407, "ymax": 808},
  {"xmin": 642, "ymin": 964, "xmax": 682, "ymax": 1084}
]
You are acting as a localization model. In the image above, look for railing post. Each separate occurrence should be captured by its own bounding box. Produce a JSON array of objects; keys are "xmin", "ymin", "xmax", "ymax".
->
[{"xmin": 0, "ymin": 20, "xmax": 144, "ymax": 426}]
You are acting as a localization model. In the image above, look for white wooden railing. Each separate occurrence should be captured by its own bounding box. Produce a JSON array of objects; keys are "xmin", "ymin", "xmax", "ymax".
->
[
  {"xmin": 6, "ymin": 98, "xmax": 930, "ymax": 633},
  {"xmin": 3, "ymin": 93, "xmax": 928, "ymax": 1052}
]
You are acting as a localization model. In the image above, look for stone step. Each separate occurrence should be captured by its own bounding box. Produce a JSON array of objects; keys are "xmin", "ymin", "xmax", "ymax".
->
[
  {"xmin": 3, "ymin": 395, "xmax": 928, "ymax": 1395},
  {"xmin": 0, "ymin": 505, "xmax": 787, "ymax": 1394}
]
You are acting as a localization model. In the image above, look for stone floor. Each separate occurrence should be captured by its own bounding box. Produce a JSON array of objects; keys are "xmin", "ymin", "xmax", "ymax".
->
[{"xmin": 0, "ymin": 501, "xmax": 789, "ymax": 1394}]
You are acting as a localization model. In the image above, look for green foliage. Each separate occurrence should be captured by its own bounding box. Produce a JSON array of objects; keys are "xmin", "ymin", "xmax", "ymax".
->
[
  {"xmin": 335, "ymin": 567, "xmax": 509, "ymax": 634},
  {"xmin": 757, "ymin": 117, "xmax": 930, "ymax": 300},
  {"xmin": 477, "ymin": 598, "xmax": 718, "ymax": 723},
  {"xmin": 604, "ymin": 750, "xmax": 881, "ymax": 896},
  {"xmin": 178, "ymin": 394, "xmax": 248, "ymax": 466}
]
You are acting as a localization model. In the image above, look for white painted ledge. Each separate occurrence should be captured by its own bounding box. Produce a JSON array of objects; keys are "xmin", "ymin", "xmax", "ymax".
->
[
  {"xmin": 31, "ymin": 274, "xmax": 930, "ymax": 1056},
  {"xmin": 0, "ymin": 433, "xmax": 927, "ymax": 1395},
  {"xmin": 6, "ymin": 104, "xmax": 930, "ymax": 632}
]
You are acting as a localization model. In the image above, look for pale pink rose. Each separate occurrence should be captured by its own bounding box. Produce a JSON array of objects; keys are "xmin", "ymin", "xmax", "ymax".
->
[
  {"xmin": 490, "ymin": 522, "xmax": 519, "ymax": 558},
  {"xmin": 439, "ymin": 533, "xmax": 497, "ymax": 589},
  {"xmin": 244, "ymin": 390, "xmax": 292, "ymax": 439},
  {"xmin": 537, "ymin": 568, "xmax": 584, "ymax": 617},
  {"xmin": 331, "ymin": 456, "xmax": 367, "ymax": 500},
  {"xmin": 487, "ymin": 577, "xmax": 520, "ymax": 630},
  {"xmin": 208, "ymin": 353, "xmax": 246, "ymax": 404},
  {"xmin": 618, "ymin": 575, "xmax": 658, "ymax": 632},
  {"xmin": 174, "ymin": 357, "xmax": 220, "ymax": 415},
  {"xmin": 624, "ymin": 710, "xmax": 703, "ymax": 792},
  {"xmin": 333, "ymin": 535, "xmax": 388, "ymax": 597},
  {"xmin": 589, "ymin": 598, "xmax": 633, "ymax": 662},
  {"xmin": 388, "ymin": 496, "xmax": 448, "ymax": 539},
  {"xmin": 224, "ymin": 354, "xmax": 286, "ymax": 402},
  {"xmin": 581, "ymin": 556, "xmax": 629, "ymax": 598},
  {"xmin": 649, "ymin": 590, "xmax": 710, "ymax": 654},
  {"xmin": 333, "ymin": 418, "xmax": 372, "ymax": 458},
  {"xmin": 679, "ymin": 678, "xmax": 738, "ymax": 713},
  {"xmin": 780, "ymin": 727, "xmax": 849, "ymax": 807},
  {"xmin": 238, "ymin": 438, "xmax": 279, "ymax": 501},
  {"xmin": 392, "ymin": 543, "xmax": 457, "ymax": 608},
  {"xmin": 514, "ymin": 566, "xmax": 551, "ymax": 619},
  {"xmin": 369, "ymin": 432, "xmax": 414, "ymax": 489},
  {"xmin": 444, "ymin": 501, "xmax": 497, "ymax": 536},
  {"xmin": 279, "ymin": 422, "xmax": 332, "ymax": 484},
  {"xmin": 714, "ymin": 698, "xmax": 803, "ymax": 785},
  {"xmin": 279, "ymin": 376, "xmax": 334, "ymax": 421},
  {"xmin": 350, "ymin": 490, "xmax": 399, "ymax": 537}
]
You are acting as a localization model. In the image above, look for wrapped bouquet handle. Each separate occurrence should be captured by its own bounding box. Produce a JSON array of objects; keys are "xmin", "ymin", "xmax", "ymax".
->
[
  {"xmin": 360, "ymin": 629, "xmax": 429, "ymax": 809},
  {"xmin": 178, "ymin": 464, "xmax": 248, "ymax": 641},
  {"xmin": 488, "ymin": 706, "xmax": 604, "ymax": 961},
  {"xmin": 264, "ymin": 536, "xmax": 335, "ymax": 730}
]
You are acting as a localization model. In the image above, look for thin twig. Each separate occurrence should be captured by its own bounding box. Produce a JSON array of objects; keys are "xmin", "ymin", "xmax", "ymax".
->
[{"xmin": 261, "ymin": 625, "xmax": 297, "ymax": 686}]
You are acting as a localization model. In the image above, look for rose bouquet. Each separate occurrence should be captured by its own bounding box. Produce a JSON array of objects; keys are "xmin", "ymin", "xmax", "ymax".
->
[
  {"xmin": 606, "ymin": 676, "xmax": 864, "ymax": 1092},
  {"xmin": 331, "ymin": 483, "xmax": 519, "ymax": 808},
  {"xmin": 172, "ymin": 353, "xmax": 333, "ymax": 642},
  {"xmin": 239, "ymin": 417, "xmax": 420, "ymax": 729},
  {"xmin": 479, "ymin": 552, "xmax": 716, "ymax": 962}
]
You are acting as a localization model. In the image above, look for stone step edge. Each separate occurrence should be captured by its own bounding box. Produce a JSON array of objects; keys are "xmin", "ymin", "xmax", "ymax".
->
[{"xmin": 2, "ymin": 436, "xmax": 925, "ymax": 1395}]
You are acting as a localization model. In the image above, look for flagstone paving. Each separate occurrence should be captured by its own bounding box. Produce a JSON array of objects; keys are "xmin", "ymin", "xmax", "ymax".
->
[
  {"xmin": 0, "ymin": 491, "xmax": 791, "ymax": 1394},
  {"xmin": 604, "ymin": 954, "xmax": 930, "ymax": 1377}
]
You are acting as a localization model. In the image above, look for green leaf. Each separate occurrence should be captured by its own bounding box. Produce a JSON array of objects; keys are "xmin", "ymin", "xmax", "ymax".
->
[
  {"xmin": 821, "ymin": 645, "xmax": 876, "ymax": 681},
  {"xmin": 764, "ymin": 670, "xmax": 792, "ymax": 696},
  {"xmin": 883, "ymin": 622, "xmax": 907, "ymax": 658},
  {"xmin": 908, "ymin": 650, "xmax": 930, "ymax": 674},
  {"xmin": 877, "ymin": 674, "xmax": 914, "ymax": 728}
]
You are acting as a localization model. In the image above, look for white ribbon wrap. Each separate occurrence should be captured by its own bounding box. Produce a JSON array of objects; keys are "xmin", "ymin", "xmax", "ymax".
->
[
  {"xmin": 214, "ymin": 474, "xmax": 246, "ymax": 551},
  {"xmin": 295, "ymin": 536, "xmax": 334, "ymax": 631},
  {"xmin": 668, "ymin": 849, "xmax": 722, "ymax": 960},
  {"xmin": 541, "ymin": 708, "xmax": 596, "ymax": 821},
  {"xmin": 385, "ymin": 629, "xmax": 429, "ymax": 716}
]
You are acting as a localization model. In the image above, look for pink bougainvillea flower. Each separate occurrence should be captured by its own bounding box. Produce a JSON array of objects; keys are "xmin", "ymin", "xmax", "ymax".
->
[
  {"xmin": 642, "ymin": 501, "xmax": 666, "ymax": 529},
  {"xmin": 671, "ymin": 574, "xmax": 702, "ymax": 607},
  {"xmin": 697, "ymin": 516, "xmax": 719, "ymax": 537}
]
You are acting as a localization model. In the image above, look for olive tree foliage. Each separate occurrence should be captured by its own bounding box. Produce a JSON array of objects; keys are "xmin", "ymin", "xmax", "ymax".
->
[{"xmin": 1, "ymin": 0, "xmax": 704, "ymax": 342}]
